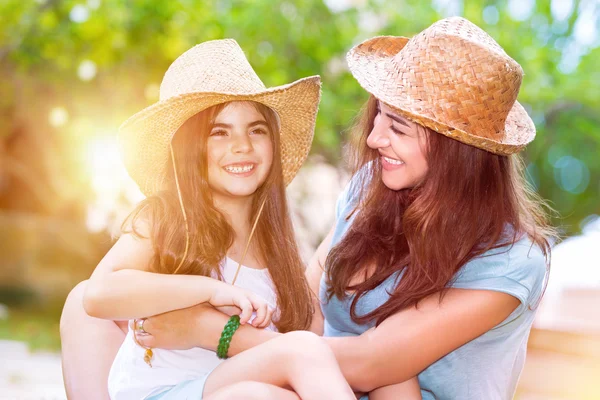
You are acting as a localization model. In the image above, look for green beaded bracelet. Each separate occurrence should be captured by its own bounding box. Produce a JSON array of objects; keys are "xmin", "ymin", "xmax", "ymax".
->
[{"xmin": 217, "ymin": 315, "xmax": 241, "ymax": 359}]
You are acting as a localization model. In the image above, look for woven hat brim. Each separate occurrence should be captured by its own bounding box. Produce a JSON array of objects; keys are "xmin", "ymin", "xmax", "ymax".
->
[
  {"xmin": 347, "ymin": 36, "xmax": 535, "ymax": 155},
  {"xmin": 119, "ymin": 76, "xmax": 321, "ymax": 196}
]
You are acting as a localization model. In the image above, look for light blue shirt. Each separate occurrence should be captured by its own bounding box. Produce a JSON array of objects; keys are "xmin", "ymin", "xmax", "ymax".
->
[{"xmin": 320, "ymin": 178, "xmax": 547, "ymax": 400}]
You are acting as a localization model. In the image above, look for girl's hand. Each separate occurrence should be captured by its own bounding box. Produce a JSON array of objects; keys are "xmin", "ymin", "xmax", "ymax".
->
[{"xmin": 208, "ymin": 281, "xmax": 272, "ymax": 327}]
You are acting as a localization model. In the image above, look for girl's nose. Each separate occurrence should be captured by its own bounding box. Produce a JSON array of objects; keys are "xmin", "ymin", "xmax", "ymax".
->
[{"xmin": 231, "ymin": 133, "xmax": 253, "ymax": 154}]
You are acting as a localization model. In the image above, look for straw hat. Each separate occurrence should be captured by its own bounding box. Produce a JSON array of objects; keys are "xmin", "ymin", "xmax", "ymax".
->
[
  {"xmin": 119, "ymin": 39, "xmax": 321, "ymax": 196},
  {"xmin": 347, "ymin": 17, "xmax": 535, "ymax": 155}
]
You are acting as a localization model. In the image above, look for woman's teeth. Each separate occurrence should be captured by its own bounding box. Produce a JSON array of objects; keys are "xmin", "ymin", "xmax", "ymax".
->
[
  {"xmin": 383, "ymin": 156, "xmax": 404, "ymax": 165},
  {"xmin": 224, "ymin": 164, "xmax": 254, "ymax": 173}
]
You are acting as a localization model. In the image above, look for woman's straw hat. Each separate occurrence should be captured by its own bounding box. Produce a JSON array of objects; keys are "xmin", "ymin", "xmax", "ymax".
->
[
  {"xmin": 119, "ymin": 39, "xmax": 321, "ymax": 196},
  {"xmin": 347, "ymin": 17, "xmax": 535, "ymax": 155}
]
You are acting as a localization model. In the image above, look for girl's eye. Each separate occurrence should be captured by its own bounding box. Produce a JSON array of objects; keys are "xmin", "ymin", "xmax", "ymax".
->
[
  {"xmin": 210, "ymin": 129, "xmax": 227, "ymax": 137},
  {"xmin": 250, "ymin": 128, "xmax": 268, "ymax": 135}
]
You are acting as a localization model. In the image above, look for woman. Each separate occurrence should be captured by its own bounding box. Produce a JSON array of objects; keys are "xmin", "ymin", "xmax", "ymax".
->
[{"xmin": 62, "ymin": 18, "xmax": 554, "ymax": 399}]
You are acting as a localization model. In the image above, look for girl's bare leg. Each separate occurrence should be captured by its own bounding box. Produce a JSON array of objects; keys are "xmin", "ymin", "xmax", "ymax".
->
[
  {"xmin": 369, "ymin": 378, "xmax": 422, "ymax": 400},
  {"xmin": 60, "ymin": 280, "xmax": 127, "ymax": 400},
  {"xmin": 205, "ymin": 381, "xmax": 300, "ymax": 400},
  {"xmin": 203, "ymin": 331, "xmax": 355, "ymax": 400}
]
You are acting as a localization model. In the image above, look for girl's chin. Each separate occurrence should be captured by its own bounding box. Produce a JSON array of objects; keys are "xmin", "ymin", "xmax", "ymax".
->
[
  {"xmin": 223, "ymin": 186, "xmax": 260, "ymax": 198},
  {"xmin": 224, "ymin": 179, "xmax": 267, "ymax": 197}
]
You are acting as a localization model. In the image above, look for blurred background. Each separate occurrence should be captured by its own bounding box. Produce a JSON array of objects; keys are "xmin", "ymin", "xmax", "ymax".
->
[{"xmin": 0, "ymin": 0, "xmax": 598, "ymax": 399}]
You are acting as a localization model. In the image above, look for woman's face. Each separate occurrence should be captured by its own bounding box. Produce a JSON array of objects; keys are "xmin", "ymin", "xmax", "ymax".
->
[
  {"xmin": 206, "ymin": 101, "xmax": 274, "ymax": 200},
  {"xmin": 366, "ymin": 100, "xmax": 429, "ymax": 190}
]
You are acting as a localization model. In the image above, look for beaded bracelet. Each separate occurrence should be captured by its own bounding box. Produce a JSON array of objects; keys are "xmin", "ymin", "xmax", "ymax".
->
[{"xmin": 217, "ymin": 315, "xmax": 241, "ymax": 359}]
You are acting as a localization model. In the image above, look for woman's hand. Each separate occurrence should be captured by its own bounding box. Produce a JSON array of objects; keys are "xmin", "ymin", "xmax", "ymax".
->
[
  {"xmin": 135, "ymin": 301, "xmax": 273, "ymax": 352},
  {"xmin": 135, "ymin": 303, "xmax": 226, "ymax": 350}
]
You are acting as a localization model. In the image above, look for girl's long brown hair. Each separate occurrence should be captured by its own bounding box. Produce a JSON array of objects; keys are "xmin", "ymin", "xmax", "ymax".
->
[
  {"xmin": 327, "ymin": 96, "xmax": 557, "ymax": 326},
  {"xmin": 124, "ymin": 101, "xmax": 312, "ymax": 332}
]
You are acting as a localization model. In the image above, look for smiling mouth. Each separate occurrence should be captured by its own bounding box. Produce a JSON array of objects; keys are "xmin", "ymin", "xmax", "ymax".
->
[
  {"xmin": 223, "ymin": 163, "xmax": 256, "ymax": 174},
  {"xmin": 382, "ymin": 156, "xmax": 404, "ymax": 165}
]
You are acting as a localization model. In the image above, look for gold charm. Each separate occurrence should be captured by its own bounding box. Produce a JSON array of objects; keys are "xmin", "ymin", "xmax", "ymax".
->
[{"xmin": 143, "ymin": 348, "xmax": 154, "ymax": 368}]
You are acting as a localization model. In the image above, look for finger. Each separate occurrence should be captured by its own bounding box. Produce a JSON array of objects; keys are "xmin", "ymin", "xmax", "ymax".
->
[
  {"xmin": 237, "ymin": 298, "xmax": 253, "ymax": 325},
  {"xmin": 256, "ymin": 308, "xmax": 270, "ymax": 329},
  {"xmin": 252, "ymin": 299, "xmax": 268, "ymax": 327},
  {"xmin": 137, "ymin": 334, "xmax": 156, "ymax": 348},
  {"xmin": 260, "ymin": 308, "xmax": 274, "ymax": 328},
  {"xmin": 142, "ymin": 318, "xmax": 152, "ymax": 335},
  {"xmin": 133, "ymin": 330, "xmax": 155, "ymax": 348}
]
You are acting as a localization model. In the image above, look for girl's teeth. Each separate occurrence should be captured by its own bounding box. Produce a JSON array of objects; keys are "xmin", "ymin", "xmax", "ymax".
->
[
  {"xmin": 225, "ymin": 165, "xmax": 254, "ymax": 173},
  {"xmin": 383, "ymin": 156, "xmax": 404, "ymax": 165}
]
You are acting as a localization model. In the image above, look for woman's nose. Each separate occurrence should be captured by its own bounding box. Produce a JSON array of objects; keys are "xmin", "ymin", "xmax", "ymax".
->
[{"xmin": 366, "ymin": 120, "xmax": 390, "ymax": 149}]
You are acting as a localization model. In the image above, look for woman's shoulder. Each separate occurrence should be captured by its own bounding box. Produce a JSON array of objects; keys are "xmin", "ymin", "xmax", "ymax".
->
[
  {"xmin": 335, "ymin": 165, "xmax": 371, "ymax": 219},
  {"xmin": 479, "ymin": 235, "xmax": 546, "ymax": 277},
  {"xmin": 452, "ymin": 235, "xmax": 548, "ymax": 307}
]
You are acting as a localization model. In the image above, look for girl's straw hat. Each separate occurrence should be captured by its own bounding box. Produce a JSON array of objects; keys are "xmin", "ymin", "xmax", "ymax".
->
[
  {"xmin": 347, "ymin": 17, "xmax": 535, "ymax": 155},
  {"xmin": 119, "ymin": 39, "xmax": 321, "ymax": 196}
]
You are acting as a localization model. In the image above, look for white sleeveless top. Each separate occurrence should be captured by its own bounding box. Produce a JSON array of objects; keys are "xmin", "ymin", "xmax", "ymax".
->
[{"xmin": 107, "ymin": 258, "xmax": 278, "ymax": 400}]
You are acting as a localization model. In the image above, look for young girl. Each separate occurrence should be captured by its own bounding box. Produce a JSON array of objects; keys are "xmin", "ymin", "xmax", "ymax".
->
[
  {"xmin": 81, "ymin": 39, "xmax": 418, "ymax": 400},
  {"xmin": 82, "ymin": 39, "xmax": 357, "ymax": 400}
]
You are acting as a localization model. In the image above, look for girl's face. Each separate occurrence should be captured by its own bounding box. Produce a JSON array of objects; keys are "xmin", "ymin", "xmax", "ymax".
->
[
  {"xmin": 207, "ymin": 102, "xmax": 274, "ymax": 200},
  {"xmin": 366, "ymin": 100, "xmax": 429, "ymax": 191}
]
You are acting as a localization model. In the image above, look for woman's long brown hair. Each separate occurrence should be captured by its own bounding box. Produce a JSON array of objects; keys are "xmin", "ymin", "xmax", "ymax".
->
[
  {"xmin": 326, "ymin": 96, "xmax": 557, "ymax": 326},
  {"xmin": 123, "ymin": 101, "xmax": 312, "ymax": 332}
]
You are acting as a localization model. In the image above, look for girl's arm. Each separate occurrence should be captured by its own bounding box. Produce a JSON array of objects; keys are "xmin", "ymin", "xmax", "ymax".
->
[
  {"xmin": 83, "ymin": 223, "xmax": 270, "ymax": 325},
  {"xmin": 305, "ymin": 227, "xmax": 334, "ymax": 335}
]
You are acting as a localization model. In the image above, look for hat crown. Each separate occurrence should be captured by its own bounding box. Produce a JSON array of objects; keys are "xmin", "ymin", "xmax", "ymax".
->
[
  {"xmin": 387, "ymin": 17, "xmax": 524, "ymax": 140},
  {"xmin": 159, "ymin": 39, "xmax": 266, "ymax": 100}
]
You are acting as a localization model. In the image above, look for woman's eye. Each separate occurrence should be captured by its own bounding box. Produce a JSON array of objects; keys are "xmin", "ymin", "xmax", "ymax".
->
[
  {"xmin": 390, "ymin": 125, "xmax": 405, "ymax": 135},
  {"xmin": 210, "ymin": 130, "xmax": 227, "ymax": 136}
]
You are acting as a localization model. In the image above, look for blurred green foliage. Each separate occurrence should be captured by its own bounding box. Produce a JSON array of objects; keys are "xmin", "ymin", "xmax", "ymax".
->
[
  {"xmin": 1, "ymin": 0, "xmax": 597, "ymax": 233},
  {"xmin": 0, "ymin": 0, "xmax": 598, "ymax": 327},
  {"xmin": 0, "ymin": 304, "xmax": 63, "ymax": 351}
]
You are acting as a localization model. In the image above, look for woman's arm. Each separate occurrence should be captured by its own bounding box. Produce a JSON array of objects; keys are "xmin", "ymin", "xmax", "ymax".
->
[
  {"xmin": 84, "ymin": 227, "xmax": 270, "ymax": 324},
  {"xmin": 139, "ymin": 287, "xmax": 517, "ymax": 393},
  {"xmin": 325, "ymin": 288, "xmax": 520, "ymax": 392},
  {"xmin": 138, "ymin": 228, "xmax": 519, "ymax": 393},
  {"xmin": 138, "ymin": 281, "xmax": 518, "ymax": 392}
]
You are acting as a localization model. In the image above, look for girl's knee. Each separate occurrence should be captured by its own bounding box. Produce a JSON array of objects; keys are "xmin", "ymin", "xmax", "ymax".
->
[
  {"xmin": 60, "ymin": 280, "xmax": 89, "ymax": 336},
  {"xmin": 284, "ymin": 331, "xmax": 330, "ymax": 354},
  {"xmin": 282, "ymin": 330, "xmax": 322, "ymax": 347},
  {"xmin": 207, "ymin": 381, "xmax": 271, "ymax": 400},
  {"xmin": 278, "ymin": 331, "xmax": 336, "ymax": 367}
]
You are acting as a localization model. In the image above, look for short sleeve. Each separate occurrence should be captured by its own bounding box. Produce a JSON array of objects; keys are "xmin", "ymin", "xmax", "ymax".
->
[
  {"xmin": 330, "ymin": 171, "xmax": 366, "ymax": 249},
  {"xmin": 451, "ymin": 238, "xmax": 548, "ymax": 314},
  {"xmin": 334, "ymin": 180, "xmax": 353, "ymax": 221}
]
